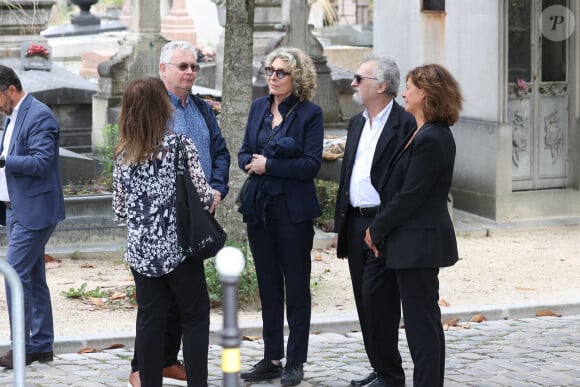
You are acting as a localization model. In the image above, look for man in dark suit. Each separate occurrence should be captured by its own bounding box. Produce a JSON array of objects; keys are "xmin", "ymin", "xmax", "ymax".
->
[
  {"xmin": 334, "ymin": 56, "xmax": 415, "ymax": 387},
  {"xmin": 0, "ymin": 64, "xmax": 66, "ymax": 369}
]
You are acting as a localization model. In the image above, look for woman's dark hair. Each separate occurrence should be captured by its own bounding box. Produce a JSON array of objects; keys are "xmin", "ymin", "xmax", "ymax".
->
[
  {"xmin": 115, "ymin": 77, "xmax": 174, "ymax": 164},
  {"xmin": 407, "ymin": 64, "xmax": 463, "ymax": 125}
]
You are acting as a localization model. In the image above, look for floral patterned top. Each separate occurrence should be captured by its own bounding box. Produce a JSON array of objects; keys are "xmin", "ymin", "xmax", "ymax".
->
[{"xmin": 113, "ymin": 132, "xmax": 213, "ymax": 277}]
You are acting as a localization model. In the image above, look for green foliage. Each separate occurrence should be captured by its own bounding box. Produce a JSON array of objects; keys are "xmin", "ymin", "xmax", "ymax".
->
[
  {"xmin": 62, "ymin": 283, "xmax": 107, "ymax": 299},
  {"xmin": 315, "ymin": 178, "xmax": 339, "ymax": 232},
  {"xmin": 205, "ymin": 241, "xmax": 261, "ymax": 309},
  {"xmin": 96, "ymin": 124, "xmax": 119, "ymax": 191},
  {"xmin": 99, "ymin": 0, "xmax": 125, "ymax": 5}
]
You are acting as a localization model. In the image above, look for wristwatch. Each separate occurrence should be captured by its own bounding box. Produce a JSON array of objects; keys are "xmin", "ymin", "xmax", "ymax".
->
[{"xmin": 0, "ymin": 156, "xmax": 5, "ymax": 168}]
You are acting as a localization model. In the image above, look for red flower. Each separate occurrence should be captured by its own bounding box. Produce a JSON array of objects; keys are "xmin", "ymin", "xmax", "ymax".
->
[{"xmin": 26, "ymin": 44, "xmax": 50, "ymax": 59}]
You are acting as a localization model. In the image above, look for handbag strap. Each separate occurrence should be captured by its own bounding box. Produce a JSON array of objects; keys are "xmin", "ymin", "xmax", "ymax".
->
[
  {"xmin": 174, "ymin": 135, "xmax": 185, "ymax": 175},
  {"xmin": 265, "ymin": 100, "xmax": 300, "ymax": 145}
]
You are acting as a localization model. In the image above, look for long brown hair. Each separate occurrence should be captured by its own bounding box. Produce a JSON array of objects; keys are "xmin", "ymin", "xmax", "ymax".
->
[
  {"xmin": 406, "ymin": 64, "xmax": 463, "ymax": 126},
  {"xmin": 115, "ymin": 77, "xmax": 173, "ymax": 164}
]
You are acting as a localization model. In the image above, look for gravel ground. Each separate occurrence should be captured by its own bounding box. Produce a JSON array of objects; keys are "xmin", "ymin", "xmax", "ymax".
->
[{"xmin": 1, "ymin": 225, "xmax": 579, "ymax": 339}]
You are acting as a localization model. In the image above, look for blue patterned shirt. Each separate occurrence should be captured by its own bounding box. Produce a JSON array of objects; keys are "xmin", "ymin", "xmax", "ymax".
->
[{"xmin": 168, "ymin": 92, "xmax": 212, "ymax": 180}]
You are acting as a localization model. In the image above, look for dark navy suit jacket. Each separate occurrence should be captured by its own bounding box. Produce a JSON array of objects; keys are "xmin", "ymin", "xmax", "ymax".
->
[
  {"xmin": 334, "ymin": 100, "xmax": 416, "ymax": 258},
  {"xmin": 238, "ymin": 95, "xmax": 324, "ymax": 224},
  {"xmin": 0, "ymin": 94, "xmax": 65, "ymax": 229}
]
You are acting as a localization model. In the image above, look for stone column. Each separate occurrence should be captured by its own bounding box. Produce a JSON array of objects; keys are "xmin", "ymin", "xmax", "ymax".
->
[
  {"xmin": 160, "ymin": 0, "xmax": 198, "ymax": 46},
  {"xmin": 92, "ymin": 0, "xmax": 167, "ymax": 150}
]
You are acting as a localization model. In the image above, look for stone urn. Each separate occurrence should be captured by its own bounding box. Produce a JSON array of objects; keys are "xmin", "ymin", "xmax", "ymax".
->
[{"xmin": 71, "ymin": 0, "xmax": 101, "ymax": 26}]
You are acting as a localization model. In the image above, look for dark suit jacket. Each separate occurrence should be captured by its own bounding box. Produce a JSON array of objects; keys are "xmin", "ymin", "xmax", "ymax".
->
[
  {"xmin": 0, "ymin": 94, "xmax": 65, "ymax": 229},
  {"xmin": 190, "ymin": 94, "xmax": 230, "ymax": 199},
  {"xmin": 369, "ymin": 122, "xmax": 458, "ymax": 269},
  {"xmin": 238, "ymin": 94, "xmax": 323, "ymax": 224},
  {"xmin": 334, "ymin": 100, "xmax": 416, "ymax": 258}
]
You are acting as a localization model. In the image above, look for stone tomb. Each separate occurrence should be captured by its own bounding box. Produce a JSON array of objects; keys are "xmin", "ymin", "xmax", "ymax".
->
[{"xmin": 0, "ymin": 58, "xmax": 97, "ymax": 154}]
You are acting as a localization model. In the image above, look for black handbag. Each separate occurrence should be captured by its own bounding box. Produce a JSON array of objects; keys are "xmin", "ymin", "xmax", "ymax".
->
[{"xmin": 174, "ymin": 136, "xmax": 227, "ymax": 260}]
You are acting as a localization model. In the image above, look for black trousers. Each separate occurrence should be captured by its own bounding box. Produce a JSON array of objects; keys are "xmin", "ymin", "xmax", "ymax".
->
[
  {"xmin": 363, "ymin": 258, "xmax": 444, "ymax": 387},
  {"xmin": 246, "ymin": 197, "xmax": 314, "ymax": 364},
  {"xmin": 131, "ymin": 304, "xmax": 182, "ymax": 372},
  {"xmin": 345, "ymin": 209, "xmax": 374, "ymax": 365},
  {"xmin": 132, "ymin": 258, "xmax": 210, "ymax": 387}
]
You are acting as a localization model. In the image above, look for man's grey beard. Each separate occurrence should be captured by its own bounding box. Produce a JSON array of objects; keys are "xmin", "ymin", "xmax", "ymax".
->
[{"xmin": 352, "ymin": 91, "xmax": 363, "ymax": 106}]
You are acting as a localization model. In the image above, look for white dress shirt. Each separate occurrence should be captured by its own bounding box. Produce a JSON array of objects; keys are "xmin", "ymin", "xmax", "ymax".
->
[
  {"xmin": 349, "ymin": 100, "xmax": 393, "ymax": 208},
  {"xmin": 0, "ymin": 95, "xmax": 25, "ymax": 202}
]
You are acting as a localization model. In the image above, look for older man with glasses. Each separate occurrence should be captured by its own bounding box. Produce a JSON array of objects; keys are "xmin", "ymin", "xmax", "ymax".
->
[
  {"xmin": 334, "ymin": 56, "xmax": 416, "ymax": 387},
  {"xmin": 127, "ymin": 41, "xmax": 230, "ymax": 387}
]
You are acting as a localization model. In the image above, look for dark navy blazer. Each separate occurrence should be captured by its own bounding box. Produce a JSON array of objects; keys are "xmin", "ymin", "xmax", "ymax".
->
[
  {"xmin": 0, "ymin": 94, "xmax": 65, "ymax": 229},
  {"xmin": 238, "ymin": 95, "xmax": 324, "ymax": 224}
]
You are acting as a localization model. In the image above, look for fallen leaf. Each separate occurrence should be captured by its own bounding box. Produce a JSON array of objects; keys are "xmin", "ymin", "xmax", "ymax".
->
[
  {"xmin": 241, "ymin": 335, "xmax": 261, "ymax": 341},
  {"xmin": 101, "ymin": 343, "xmax": 125, "ymax": 350},
  {"xmin": 515, "ymin": 286, "xmax": 534, "ymax": 291},
  {"xmin": 469, "ymin": 314, "xmax": 487, "ymax": 323},
  {"xmin": 78, "ymin": 347, "xmax": 99, "ymax": 354},
  {"xmin": 110, "ymin": 292, "xmax": 127, "ymax": 300},
  {"xmin": 438, "ymin": 298, "xmax": 450, "ymax": 307},
  {"xmin": 45, "ymin": 260, "xmax": 62, "ymax": 269},
  {"xmin": 314, "ymin": 254, "xmax": 323, "ymax": 261},
  {"xmin": 44, "ymin": 254, "xmax": 57, "ymax": 262},
  {"xmin": 536, "ymin": 309, "xmax": 561, "ymax": 317},
  {"xmin": 81, "ymin": 263, "xmax": 95, "ymax": 269},
  {"xmin": 87, "ymin": 297, "xmax": 107, "ymax": 309},
  {"xmin": 442, "ymin": 317, "xmax": 459, "ymax": 327},
  {"xmin": 45, "ymin": 254, "xmax": 62, "ymax": 269}
]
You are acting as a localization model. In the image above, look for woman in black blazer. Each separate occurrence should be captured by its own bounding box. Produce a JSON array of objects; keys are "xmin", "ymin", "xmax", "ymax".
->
[
  {"xmin": 364, "ymin": 64, "xmax": 463, "ymax": 387},
  {"xmin": 237, "ymin": 47, "xmax": 324, "ymax": 387}
]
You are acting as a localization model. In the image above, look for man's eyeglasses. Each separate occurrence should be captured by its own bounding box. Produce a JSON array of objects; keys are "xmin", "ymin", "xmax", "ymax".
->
[
  {"xmin": 264, "ymin": 67, "xmax": 290, "ymax": 79},
  {"xmin": 169, "ymin": 63, "xmax": 200, "ymax": 72},
  {"xmin": 353, "ymin": 74, "xmax": 378, "ymax": 83}
]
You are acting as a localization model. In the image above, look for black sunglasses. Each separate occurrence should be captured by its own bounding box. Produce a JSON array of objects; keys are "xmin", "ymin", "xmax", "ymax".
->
[
  {"xmin": 353, "ymin": 74, "xmax": 378, "ymax": 83},
  {"xmin": 264, "ymin": 67, "xmax": 290, "ymax": 79},
  {"xmin": 169, "ymin": 62, "xmax": 200, "ymax": 72}
]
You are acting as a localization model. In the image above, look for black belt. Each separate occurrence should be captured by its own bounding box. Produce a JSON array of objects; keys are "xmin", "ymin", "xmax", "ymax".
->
[
  {"xmin": 351, "ymin": 205, "xmax": 379, "ymax": 217},
  {"xmin": 3, "ymin": 201, "xmax": 11, "ymax": 209}
]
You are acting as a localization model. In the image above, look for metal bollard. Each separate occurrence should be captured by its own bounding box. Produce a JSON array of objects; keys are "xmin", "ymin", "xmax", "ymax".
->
[
  {"xmin": 215, "ymin": 247, "xmax": 246, "ymax": 387},
  {"xmin": 0, "ymin": 259, "xmax": 26, "ymax": 386}
]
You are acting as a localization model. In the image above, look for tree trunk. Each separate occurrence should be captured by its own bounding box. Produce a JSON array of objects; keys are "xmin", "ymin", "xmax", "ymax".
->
[{"xmin": 217, "ymin": 0, "xmax": 254, "ymax": 243}]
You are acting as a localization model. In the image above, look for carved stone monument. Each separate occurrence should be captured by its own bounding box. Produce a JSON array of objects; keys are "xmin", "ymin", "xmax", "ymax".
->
[
  {"xmin": 0, "ymin": 0, "xmax": 55, "ymax": 58},
  {"xmin": 92, "ymin": 0, "xmax": 167, "ymax": 150}
]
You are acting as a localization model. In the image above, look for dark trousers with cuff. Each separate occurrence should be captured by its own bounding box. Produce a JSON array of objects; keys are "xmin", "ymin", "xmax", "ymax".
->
[{"xmin": 246, "ymin": 197, "xmax": 314, "ymax": 365}]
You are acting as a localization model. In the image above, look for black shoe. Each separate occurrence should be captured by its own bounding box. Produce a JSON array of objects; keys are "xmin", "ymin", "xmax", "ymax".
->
[
  {"xmin": 0, "ymin": 350, "xmax": 33, "ymax": 369},
  {"xmin": 281, "ymin": 363, "xmax": 304, "ymax": 386},
  {"xmin": 363, "ymin": 377, "xmax": 405, "ymax": 387},
  {"xmin": 240, "ymin": 359, "xmax": 283, "ymax": 381},
  {"xmin": 351, "ymin": 371, "xmax": 377, "ymax": 386},
  {"xmin": 32, "ymin": 351, "xmax": 54, "ymax": 363}
]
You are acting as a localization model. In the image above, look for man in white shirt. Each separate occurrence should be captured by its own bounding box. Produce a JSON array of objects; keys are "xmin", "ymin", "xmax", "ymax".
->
[
  {"xmin": 0, "ymin": 64, "xmax": 65, "ymax": 369},
  {"xmin": 334, "ymin": 56, "xmax": 416, "ymax": 387}
]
